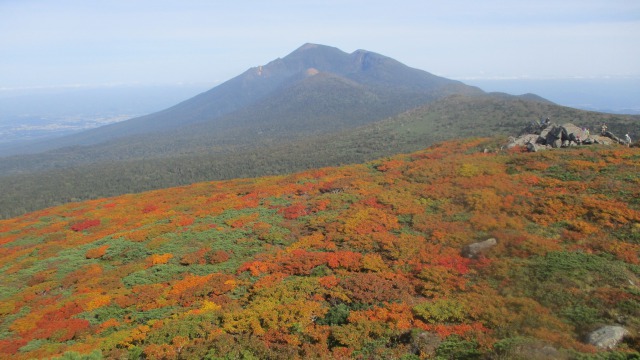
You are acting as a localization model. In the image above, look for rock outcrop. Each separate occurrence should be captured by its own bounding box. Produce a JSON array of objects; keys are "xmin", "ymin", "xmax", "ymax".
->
[
  {"xmin": 507, "ymin": 120, "xmax": 618, "ymax": 152},
  {"xmin": 461, "ymin": 238, "xmax": 497, "ymax": 259},
  {"xmin": 586, "ymin": 325, "xmax": 629, "ymax": 349}
]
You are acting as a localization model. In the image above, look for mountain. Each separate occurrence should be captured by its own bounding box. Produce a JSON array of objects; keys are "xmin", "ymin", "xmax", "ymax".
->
[
  {"xmin": 1, "ymin": 138, "xmax": 639, "ymax": 359},
  {"xmin": 12, "ymin": 43, "xmax": 481, "ymax": 155}
]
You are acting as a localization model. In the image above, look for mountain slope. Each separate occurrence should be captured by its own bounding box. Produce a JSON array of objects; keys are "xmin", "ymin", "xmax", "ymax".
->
[
  {"xmin": 14, "ymin": 43, "xmax": 480, "ymax": 155},
  {"xmin": 1, "ymin": 92, "xmax": 638, "ymax": 219},
  {"xmin": 1, "ymin": 138, "xmax": 639, "ymax": 359}
]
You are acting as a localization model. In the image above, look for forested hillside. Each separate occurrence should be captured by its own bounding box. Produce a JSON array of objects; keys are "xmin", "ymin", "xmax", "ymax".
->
[
  {"xmin": 1, "ymin": 93, "xmax": 638, "ymax": 220},
  {"xmin": 1, "ymin": 138, "xmax": 639, "ymax": 359}
]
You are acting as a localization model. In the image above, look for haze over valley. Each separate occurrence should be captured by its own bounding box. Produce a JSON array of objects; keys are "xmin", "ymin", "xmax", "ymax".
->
[{"xmin": 0, "ymin": 83, "xmax": 212, "ymax": 151}]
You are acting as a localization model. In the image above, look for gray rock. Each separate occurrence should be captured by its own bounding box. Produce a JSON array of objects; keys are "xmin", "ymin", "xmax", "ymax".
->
[
  {"xmin": 461, "ymin": 238, "xmax": 497, "ymax": 259},
  {"xmin": 539, "ymin": 125, "xmax": 555, "ymax": 144},
  {"xmin": 592, "ymin": 135, "xmax": 613, "ymax": 145},
  {"xmin": 586, "ymin": 325, "xmax": 629, "ymax": 349},
  {"xmin": 507, "ymin": 134, "xmax": 540, "ymax": 149},
  {"xmin": 506, "ymin": 122, "xmax": 617, "ymax": 151},
  {"xmin": 562, "ymin": 123, "xmax": 588, "ymax": 139},
  {"xmin": 411, "ymin": 332, "xmax": 441, "ymax": 357},
  {"xmin": 603, "ymin": 131, "xmax": 624, "ymax": 144},
  {"xmin": 545, "ymin": 125, "xmax": 567, "ymax": 145}
]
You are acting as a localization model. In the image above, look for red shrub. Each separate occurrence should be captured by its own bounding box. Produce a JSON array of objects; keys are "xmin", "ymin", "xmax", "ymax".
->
[{"xmin": 70, "ymin": 219, "xmax": 100, "ymax": 232}]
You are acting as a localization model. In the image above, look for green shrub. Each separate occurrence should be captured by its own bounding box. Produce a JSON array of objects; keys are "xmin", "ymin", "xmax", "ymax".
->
[
  {"xmin": 435, "ymin": 336, "xmax": 481, "ymax": 359},
  {"xmin": 561, "ymin": 305, "xmax": 600, "ymax": 331},
  {"xmin": 413, "ymin": 299, "xmax": 466, "ymax": 324},
  {"xmin": 52, "ymin": 350, "xmax": 103, "ymax": 360},
  {"xmin": 317, "ymin": 303, "xmax": 350, "ymax": 326}
]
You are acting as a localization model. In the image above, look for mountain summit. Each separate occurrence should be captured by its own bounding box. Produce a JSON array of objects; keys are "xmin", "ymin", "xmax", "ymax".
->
[
  {"xmin": 254, "ymin": 42, "xmax": 466, "ymax": 92},
  {"xmin": 19, "ymin": 44, "xmax": 482, "ymax": 153}
]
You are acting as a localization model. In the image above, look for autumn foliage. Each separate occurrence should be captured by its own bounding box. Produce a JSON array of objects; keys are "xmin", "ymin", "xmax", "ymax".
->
[
  {"xmin": 70, "ymin": 219, "xmax": 100, "ymax": 232},
  {"xmin": 1, "ymin": 138, "xmax": 639, "ymax": 359}
]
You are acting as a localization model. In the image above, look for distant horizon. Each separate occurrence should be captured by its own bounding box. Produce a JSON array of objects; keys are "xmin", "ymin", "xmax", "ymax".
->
[
  {"xmin": 1, "ymin": 77, "xmax": 639, "ymax": 129},
  {"xmin": 1, "ymin": 37, "xmax": 639, "ymax": 119},
  {"xmin": 3, "ymin": 73, "xmax": 640, "ymax": 94},
  {"xmin": 1, "ymin": 76, "xmax": 639, "ymax": 116}
]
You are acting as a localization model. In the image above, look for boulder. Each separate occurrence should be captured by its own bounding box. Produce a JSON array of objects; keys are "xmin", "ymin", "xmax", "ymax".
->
[
  {"xmin": 546, "ymin": 125, "xmax": 569, "ymax": 148},
  {"xmin": 603, "ymin": 131, "xmax": 623, "ymax": 144},
  {"xmin": 506, "ymin": 121, "xmax": 617, "ymax": 151},
  {"xmin": 568, "ymin": 132, "xmax": 578, "ymax": 144},
  {"xmin": 506, "ymin": 134, "xmax": 540, "ymax": 149},
  {"xmin": 538, "ymin": 125, "xmax": 553, "ymax": 144},
  {"xmin": 592, "ymin": 135, "xmax": 613, "ymax": 145},
  {"xmin": 411, "ymin": 332, "xmax": 441, "ymax": 357},
  {"xmin": 586, "ymin": 326, "xmax": 629, "ymax": 349},
  {"xmin": 461, "ymin": 238, "xmax": 497, "ymax": 259},
  {"xmin": 562, "ymin": 123, "xmax": 588, "ymax": 139},
  {"xmin": 542, "ymin": 123, "xmax": 593, "ymax": 147}
]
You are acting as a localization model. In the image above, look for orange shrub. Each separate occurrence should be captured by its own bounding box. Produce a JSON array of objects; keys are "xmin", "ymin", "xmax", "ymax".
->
[
  {"xmin": 85, "ymin": 245, "xmax": 109, "ymax": 259},
  {"xmin": 146, "ymin": 253, "xmax": 173, "ymax": 266}
]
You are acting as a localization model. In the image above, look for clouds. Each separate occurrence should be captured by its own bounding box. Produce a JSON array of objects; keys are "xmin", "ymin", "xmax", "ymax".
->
[{"xmin": 1, "ymin": 0, "xmax": 638, "ymax": 88}]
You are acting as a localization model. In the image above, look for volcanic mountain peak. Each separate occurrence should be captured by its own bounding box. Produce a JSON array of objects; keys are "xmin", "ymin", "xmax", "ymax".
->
[
  {"xmin": 11, "ymin": 43, "xmax": 480, "ymax": 155},
  {"xmin": 290, "ymin": 42, "xmax": 344, "ymax": 56},
  {"xmin": 296, "ymin": 42, "xmax": 324, "ymax": 51}
]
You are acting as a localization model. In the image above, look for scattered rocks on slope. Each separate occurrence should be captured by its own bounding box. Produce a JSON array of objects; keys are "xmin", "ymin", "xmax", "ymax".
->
[
  {"xmin": 461, "ymin": 238, "xmax": 497, "ymax": 259},
  {"xmin": 506, "ymin": 119, "xmax": 621, "ymax": 152},
  {"xmin": 586, "ymin": 325, "xmax": 629, "ymax": 349}
]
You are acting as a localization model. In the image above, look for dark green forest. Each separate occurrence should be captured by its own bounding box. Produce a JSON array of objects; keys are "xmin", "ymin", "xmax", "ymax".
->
[{"xmin": 1, "ymin": 94, "xmax": 638, "ymax": 219}]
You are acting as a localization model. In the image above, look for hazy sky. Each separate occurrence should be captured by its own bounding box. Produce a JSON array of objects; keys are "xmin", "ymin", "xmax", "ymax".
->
[{"xmin": 2, "ymin": 0, "xmax": 639, "ymax": 89}]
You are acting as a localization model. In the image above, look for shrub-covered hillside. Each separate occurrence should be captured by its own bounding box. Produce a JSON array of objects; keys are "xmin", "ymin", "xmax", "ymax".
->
[{"xmin": 1, "ymin": 138, "xmax": 639, "ymax": 359}]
